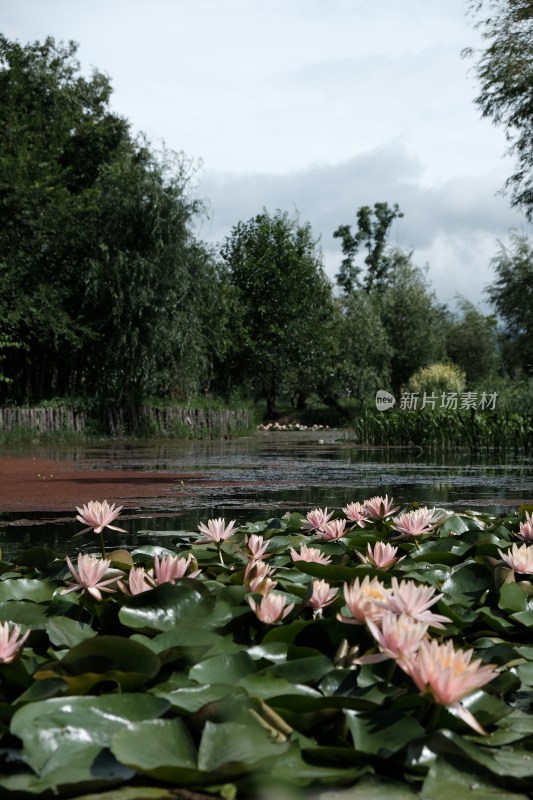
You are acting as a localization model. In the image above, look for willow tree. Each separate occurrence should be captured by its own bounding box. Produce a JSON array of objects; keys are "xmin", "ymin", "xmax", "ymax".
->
[
  {"xmin": 0, "ymin": 35, "xmax": 212, "ymax": 405},
  {"xmin": 465, "ymin": 0, "xmax": 533, "ymax": 217}
]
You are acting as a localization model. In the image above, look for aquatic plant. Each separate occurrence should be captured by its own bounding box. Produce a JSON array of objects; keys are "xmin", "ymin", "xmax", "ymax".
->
[{"xmin": 0, "ymin": 498, "xmax": 533, "ymax": 797}]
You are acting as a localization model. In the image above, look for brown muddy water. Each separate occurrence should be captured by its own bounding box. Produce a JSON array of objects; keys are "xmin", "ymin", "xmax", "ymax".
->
[{"xmin": 1, "ymin": 430, "xmax": 532, "ymax": 558}]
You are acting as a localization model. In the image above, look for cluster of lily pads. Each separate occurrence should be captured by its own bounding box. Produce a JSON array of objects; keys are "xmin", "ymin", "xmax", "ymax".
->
[{"xmin": 0, "ymin": 496, "xmax": 533, "ymax": 799}]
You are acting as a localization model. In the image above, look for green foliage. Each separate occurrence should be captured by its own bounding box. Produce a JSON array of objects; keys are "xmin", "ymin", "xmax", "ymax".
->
[
  {"xmin": 465, "ymin": 0, "xmax": 533, "ymax": 217},
  {"xmin": 349, "ymin": 405, "xmax": 533, "ymax": 452},
  {"xmin": 334, "ymin": 201, "xmax": 404, "ymax": 294},
  {"xmin": 220, "ymin": 209, "xmax": 336, "ymax": 418},
  {"xmin": 407, "ymin": 362, "xmax": 466, "ymax": 396},
  {"xmin": 445, "ymin": 298, "xmax": 500, "ymax": 385},
  {"xmin": 486, "ymin": 231, "xmax": 533, "ymax": 375},
  {"xmin": 379, "ymin": 255, "xmax": 448, "ymax": 393},
  {"xmin": 1, "ymin": 500, "xmax": 533, "ymax": 796},
  {"xmin": 0, "ymin": 35, "xmax": 219, "ymax": 406},
  {"xmin": 332, "ymin": 292, "xmax": 392, "ymax": 404}
]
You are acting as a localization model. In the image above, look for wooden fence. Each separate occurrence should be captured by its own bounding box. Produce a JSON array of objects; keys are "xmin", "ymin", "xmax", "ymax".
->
[{"xmin": 0, "ymin": 405, "xmax": 253, "ymax": 438}]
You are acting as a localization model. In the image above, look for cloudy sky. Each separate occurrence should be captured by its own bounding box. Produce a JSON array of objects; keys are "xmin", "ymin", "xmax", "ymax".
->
[{"xmin": 3, "ymin": 0, "xmax": 531, "ymax": 309}]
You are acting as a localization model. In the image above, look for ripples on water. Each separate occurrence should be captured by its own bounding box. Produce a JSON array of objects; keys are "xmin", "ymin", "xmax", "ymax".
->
[{"xmin": 1, "ymin": 431, "xmax": 532, "ymax": 557}]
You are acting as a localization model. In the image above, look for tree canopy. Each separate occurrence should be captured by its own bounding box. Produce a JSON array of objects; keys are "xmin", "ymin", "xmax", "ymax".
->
[
  {"xmin": 465, "ymin": 0, "xmax": 533, "ymax": 217},
  {"xmin": 333, "ymin": 202, "xmax": 404, "ymax": 294},
  {"xmin": 0, "ymin": 35, "xmax": 215, "ymax": 405},
  {"xmin": 486, "ymin": 230, "xmax": 533, "ymax": 375},
  {"xmin": 220, "ymin": 210, "xmax": 335, "ymax": 417}
]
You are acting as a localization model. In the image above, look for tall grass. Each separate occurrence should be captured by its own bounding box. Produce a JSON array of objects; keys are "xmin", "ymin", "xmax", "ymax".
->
[{"xmin": 346, "ymin": 407, "xmax": 533, "ymax": 453}]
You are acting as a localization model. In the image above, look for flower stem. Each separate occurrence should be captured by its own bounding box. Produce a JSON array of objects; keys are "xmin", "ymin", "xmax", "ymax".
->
[
  {"xmin": 98, "ymin": 530, "xmax": 106, "ymax": 560},
  {"xmin": 425, "ymin": 703, "xmax": 442, "ymax": 733}
]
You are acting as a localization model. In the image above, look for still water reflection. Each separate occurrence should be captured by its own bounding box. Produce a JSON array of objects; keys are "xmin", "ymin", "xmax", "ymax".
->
[{"xmin": 1, "ymin": 431, "xmax": 532, "ymax": 558}]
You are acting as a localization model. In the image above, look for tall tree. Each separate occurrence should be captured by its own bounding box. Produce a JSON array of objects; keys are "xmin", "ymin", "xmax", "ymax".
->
[
  {"xmin": 464, "ymin": 0, "xmax": 533, "ymax": 217},
  {"xmin": 378, "ymin": 253, "xmax": 448, "ymax": 394},
  {"xmin": 486, "ymin": 230, "xmax": 533, "ymax": 375},
  {"xmin": 445, "ymin": 298, "xmax": 500, "ymax": 384},
  {"xmin": 333, "ymin": 202, "xmax": 404, "ymax": 294},
  {"xmin": 334, "ymin": 292, "xmax": 392, "ymax": 405},
  {"xmin": 0, "ymin": 35, "xmax": 213, "ymax": 405},
  {"xmin": 220, "ymin": 210, "xmax": 335, "ymax": 418}
]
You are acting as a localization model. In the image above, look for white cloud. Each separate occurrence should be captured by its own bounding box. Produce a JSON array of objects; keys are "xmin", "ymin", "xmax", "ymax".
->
[{"xmin": 3, "ymin": 0, "xmax": 533, "ymax": 310}]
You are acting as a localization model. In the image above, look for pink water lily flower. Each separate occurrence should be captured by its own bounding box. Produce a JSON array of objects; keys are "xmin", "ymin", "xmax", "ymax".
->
[
  {"xmin": 61, "ymin": 553, "xmax": 124, "ymax": 601},
  {"xmin": 378, "ymin": 577, "xmax": 451, "ymax": 629},
  {"xmin": 315, "ymin": 519, "xmax": 347, "ymax": 541},
  {"xmin": 498, "ymin": 542, "xmax": 533, "ymax": 574},
  {"xmin": 400, "ymin": 638, "xmax": 498, "ymax": 735},
  {"xmin": 245, "ymin": 559, "xmax": 277, "ymax": 594},
  {"xmin": 0, "ymin": 622, "xmax": 30, "ymax": 664},
  {"xmin": 123, "ymin": 566, "xmax": 155, "ymax": 596},
  {"xmin": 363, "ymin": 541, "xmax": 404, "ymax": 570},
  {"xmin": 391, "ymin": 507, "xmax": 439, "ymax": 536},
  {"xmin": 361, "ymin": 612, "xmax": 429, "ymax": 665},
  {"xmin": 307, "ymin": 579, "xmax": 338, "ymax": 617},
  {"xmin": 343, "ymin": 501, "xmax": 369, "ymax": 528},
  {"xmin": 197, "ymin": 517, "xmax": 239, "ymax": 543},
  {"xmin": 248, "ymin": 592, "xmax": 294, "ymax": 624},
  {"xmin": 363, "ymin": 495, "xmax": 400, "ymax": 520},
  {"xmin": 244, "ymin": 534, "xmax": 269, "ymax": 560},
  {"xmin": 301, "ymin": 507, "xmax": 334, "ymax": 532},
  {"xmin": 153, "ymin": 553, "xmax": 200, "ymax": 584},
  {"xmin": 76, "ymin": 500, "xmax": 127, "ymax": 535},
  {"xmin": 290, "ymin": 544, "xmax": 332, "ymax": 564},
  {"xmin": 337, "ymin": 576, "xmax": 391, "ymax": 625},
  {"xmin": 517, "ymin": 511, "xmax": 533, "ymax": 542}
]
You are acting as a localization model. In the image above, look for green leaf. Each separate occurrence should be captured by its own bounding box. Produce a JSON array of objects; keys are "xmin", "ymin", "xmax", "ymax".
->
[
  {"xmin": 15, "ymin": 547, "xmax": 57, "ymax": 569},
  {"xmin": 10, "ymin": 694, "xmax": 169, "ymax": 785},
  {"xmin": 189, "ymin": 651, "xmax": 256, "ymax": 685},
  {"xmin": 118, "ymin": 581, "xmax": 213, "ymax": 632},
  {"xmin": 345, "ymin": 708, "xmax": 425, "ymax": 757},
  {"xmin": 151, "ymin": 679, "xmax": 236, "ymax": 714},
  {"xmin": 35, "ymin": 635, "xmax": 161, "ymax": 693},
  {"xmin": 197, "ymin": 720, "xmax": 289, "ymax": 775},
  {"xmin": 499, "ymin": 581, "xmax": 529, "ymax": 613},
  {"xmin": 0, "ymin": 578, "xmax": 55, "ymax": 602},
  {"xmin": 46, "ymin": 616, "xmax": 97, "ymax": 648},
  {"xmin": 440, "ymin": 563, "xmax": 493, "ymax": 606},
  {"xmin": 422, "ymin": 753, "xmax": 530, "ymax": 800},
  {"xmin": 515, "ymin": 662, "xmax": 533, "ymax": 687},
  {"xmin": 111, "ymin": 718, "xmax": 200, "ymax": 784},
  {"xmin": 0, "ymin": 600, "xmax": 49, "ymax": 627},
  {"xmin": 317, "ymin": 775, "xmax": 419, "ymax": 798}
]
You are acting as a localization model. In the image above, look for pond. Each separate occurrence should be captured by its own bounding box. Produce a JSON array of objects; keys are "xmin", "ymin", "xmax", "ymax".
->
[{"xmin": 1, "ymin": 430, "xmax": 532, "ymax": 558}]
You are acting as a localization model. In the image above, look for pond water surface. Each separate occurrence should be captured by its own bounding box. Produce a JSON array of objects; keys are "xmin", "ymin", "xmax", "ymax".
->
[{"xmin": 1, "ymin": 430, "xmax": 532, "ymax": 557}]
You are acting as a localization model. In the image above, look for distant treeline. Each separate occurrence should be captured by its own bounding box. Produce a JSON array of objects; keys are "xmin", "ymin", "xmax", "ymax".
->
[{"xmin": 1, "ymin": 35, "xmax": 533, "ymax": 427}]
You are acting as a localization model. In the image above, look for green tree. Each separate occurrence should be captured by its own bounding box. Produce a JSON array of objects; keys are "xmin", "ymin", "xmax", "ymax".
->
[
  {"xmin": 331, "ymin": 292, "xmax": 392, "ymax": 406},
  {"xmin": 220, "ymin": 210, "xmax": 335, "ymax": 418},
  {"xmin": 0, "ymin": 35, "xmax": 214, "ymax": 405},
  {"xmin": 379, "ymin": 253, "xmax": 448, "ymax": 394},
  {"xmin": 486, "ymin": 230, "xmax": 533, "ymax": 375},
  {"xmin": 333, "ymin": 202, "xmax": 404, "ymax": 294},
  {"xmin": 445, "ymin": 298, "xmax": 500, "ymax": 384},
  {"xmin": 0, "ymin": 35, "xmax": 130, "ymax": 402},
  {"xmin": 464, "ymin": 0, "xmax": 533, "ymax": 216}
]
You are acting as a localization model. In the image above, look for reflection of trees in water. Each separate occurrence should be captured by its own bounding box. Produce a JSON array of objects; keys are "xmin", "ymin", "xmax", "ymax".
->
[{"xmin": 2, "ymin": 434, "xmax": 531, "ymax": 558}]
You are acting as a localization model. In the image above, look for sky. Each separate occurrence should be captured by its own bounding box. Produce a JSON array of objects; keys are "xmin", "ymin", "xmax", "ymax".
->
[{"xmin": 3, "ymin": 0, "xmax": 531, "ymax": 310}]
